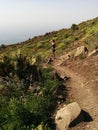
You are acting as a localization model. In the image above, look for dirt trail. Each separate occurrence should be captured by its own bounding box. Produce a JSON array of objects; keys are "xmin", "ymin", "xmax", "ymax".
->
[{"xmin": 53, "ymin": 57, "xmax": 98, "ymax": 130}]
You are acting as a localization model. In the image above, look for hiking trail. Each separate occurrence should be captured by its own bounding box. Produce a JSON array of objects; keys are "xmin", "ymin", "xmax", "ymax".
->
[{"xmin": 52, "ymin": 55, "xmax": 98, "ymax": 130}]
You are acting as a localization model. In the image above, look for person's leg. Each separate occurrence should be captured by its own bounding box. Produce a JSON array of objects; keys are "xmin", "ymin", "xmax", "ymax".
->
[{"xmin": 53, "ymin": 52, "xmax": 55, "ymax": 59}]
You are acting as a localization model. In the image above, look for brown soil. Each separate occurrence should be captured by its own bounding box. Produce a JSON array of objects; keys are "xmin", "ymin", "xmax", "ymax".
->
[{"xmin": 53, "ymin": 54, "xmax": 98, "ymax": 130}]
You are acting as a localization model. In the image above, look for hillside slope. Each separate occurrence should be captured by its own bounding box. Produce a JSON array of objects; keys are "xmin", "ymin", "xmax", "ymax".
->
[
  {"xmin": 0, "ymin": 17, "xmax": 98, "ymax": 60},
  {"xmin": 0, "ymin": 17, "xmax": 98, "ymax": 129},
  {"xmin": 53, "ymin": 54, "xmax": 98, "ymax": 130}
]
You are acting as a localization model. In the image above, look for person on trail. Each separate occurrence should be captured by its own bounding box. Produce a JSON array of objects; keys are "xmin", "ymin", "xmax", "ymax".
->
[{"xmin": 51, "ymin": 39, "xmax": 56, "ymax": 59}]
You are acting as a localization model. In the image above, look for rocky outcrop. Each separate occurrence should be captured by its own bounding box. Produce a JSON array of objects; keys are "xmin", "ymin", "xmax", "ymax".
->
[
  {"xmin": 55, "ymin": 102, "xmax": 82, "ymax": 130},
  {"xmin": 75, "ymin": 46, "xmax": 88, "ymax": 57},
  {"xmin": 88, "ymin": 49, "xmax": 98, "ymax": 57}
]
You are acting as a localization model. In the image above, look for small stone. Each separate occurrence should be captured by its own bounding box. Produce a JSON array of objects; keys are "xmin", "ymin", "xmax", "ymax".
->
[
  {"xmin": 86, "ymin": 124, "xmax": 90, "ymax": 128},
  {"xmin": 93, "ymin": 112, "xmax": 96, "ymax": 116}
]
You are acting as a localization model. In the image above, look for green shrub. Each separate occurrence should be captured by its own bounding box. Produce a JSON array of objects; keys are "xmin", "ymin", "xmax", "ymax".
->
[
  {"xmin": 65, "ymin": 33, "xmax": 70, "ymax": 38},
  {"xmin": 0, "ymin": 55, "xmax": 67, "ymax": 130},
  {"xmin": 0, "ymin": 56, "xmax": 14, "ymax": 76},
  {"xmin": 71, "ymin": 24, "xmax": 78, "ymax": 31},
  {"xmin": 0, "ymin": 44, "xmax": 6, "ymax": 50},
  {"xmin": 74, "ymin": 36, "xmax": 79, "ymax": 41}
]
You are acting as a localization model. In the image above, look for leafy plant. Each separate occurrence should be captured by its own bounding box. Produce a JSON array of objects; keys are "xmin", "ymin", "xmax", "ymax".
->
[
  {"xmin": 71, "ymin": 24, "xmax": 78, "ymax": 31},
  {"xmin": 0, "ymin": 57, "xmax": 67, "ymax": 130}
]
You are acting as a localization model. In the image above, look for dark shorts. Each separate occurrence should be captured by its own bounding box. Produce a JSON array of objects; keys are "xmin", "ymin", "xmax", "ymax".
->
[{"xmin": 52, "ymin": 48, "xmax": 55, "ymax": 52}]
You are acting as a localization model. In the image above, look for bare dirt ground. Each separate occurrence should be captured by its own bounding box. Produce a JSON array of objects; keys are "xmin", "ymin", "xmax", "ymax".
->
[{"xmin": 53, "ymin": 54, "xmax": 98, "ymax": 130}]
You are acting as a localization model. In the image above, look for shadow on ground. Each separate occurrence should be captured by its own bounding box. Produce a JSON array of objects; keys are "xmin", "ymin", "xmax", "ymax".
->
[{"xmin": 69, "ymin": 110, "xmax": 93, "ymax": 128}]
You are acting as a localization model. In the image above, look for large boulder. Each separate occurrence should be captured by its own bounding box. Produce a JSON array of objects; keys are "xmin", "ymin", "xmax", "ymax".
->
[
  {"xmin": 55, "ymin": 102, "xmax": 82, "ymax": 130},
  {"xmin": 67, "ymin": 102, "xmax": 81, "ymax": 122},
  {"xmin": 75, "ymin": 46, "xmax": 88, "ymax": 57}
]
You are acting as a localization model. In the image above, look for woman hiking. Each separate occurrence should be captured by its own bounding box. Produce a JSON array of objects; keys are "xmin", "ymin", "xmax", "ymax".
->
[{"xmin": 51, "ymin": 39, "xmax": 56, "ymax": 59}]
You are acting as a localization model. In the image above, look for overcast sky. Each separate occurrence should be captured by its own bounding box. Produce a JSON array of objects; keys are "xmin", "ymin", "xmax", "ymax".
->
[{"xmin": 0, "ymin": 0, "xmax": 98, "ymax": 45}]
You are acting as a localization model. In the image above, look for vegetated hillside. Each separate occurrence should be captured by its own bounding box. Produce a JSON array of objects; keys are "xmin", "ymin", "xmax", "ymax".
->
[
  {"xmin": 0, "ymin": 17, "xmax": 98, "ymax": 60},
  {"xmin": 0, "ymin": 17, "xmax": 98, "ymax": 130}
]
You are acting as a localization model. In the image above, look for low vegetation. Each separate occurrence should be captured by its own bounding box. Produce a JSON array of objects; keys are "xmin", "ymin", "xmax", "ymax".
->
[{"xmin": 0, "ymin": 55, "xmax": 67, "ymax": 130}]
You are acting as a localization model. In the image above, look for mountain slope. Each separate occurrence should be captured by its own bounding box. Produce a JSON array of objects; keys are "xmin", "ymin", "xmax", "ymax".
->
[
  {"xmin": 0, "ymin": 17, "xmax": 98, "ymax": 129},
  {"xmin": 0, "ymin": 17, "xmax": 98, "ymax": 59}
]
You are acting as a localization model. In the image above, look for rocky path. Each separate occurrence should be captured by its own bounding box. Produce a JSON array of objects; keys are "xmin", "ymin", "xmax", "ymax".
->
[{"xmin": 53, "ymin": 57, "xmax": 98, "ymax": 130}]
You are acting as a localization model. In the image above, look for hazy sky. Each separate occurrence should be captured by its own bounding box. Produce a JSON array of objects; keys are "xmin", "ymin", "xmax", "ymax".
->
[{"xmin": 0, "ymin": 0, "xmax": 98, "ymax": 44}]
